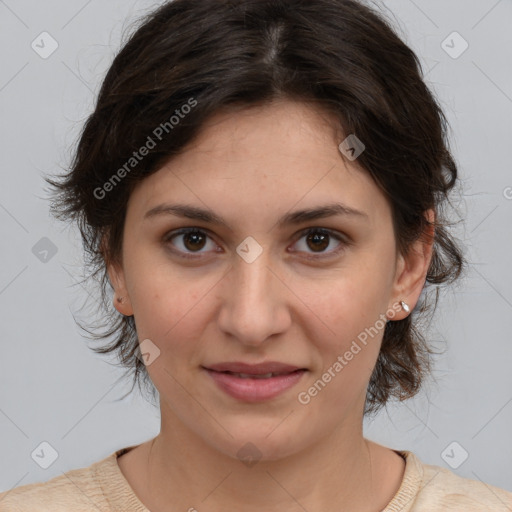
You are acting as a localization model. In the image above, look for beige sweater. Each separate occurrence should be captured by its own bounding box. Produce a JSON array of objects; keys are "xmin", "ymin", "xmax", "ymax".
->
[{"xmin": 1, "ymin": 446, "xmax": 511, "ymax": 511}]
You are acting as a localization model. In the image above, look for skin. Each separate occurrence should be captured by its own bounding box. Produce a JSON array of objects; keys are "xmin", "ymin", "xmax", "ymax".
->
[{"xmin": 108, "ymin": 99, "xmax": 434, "ymax": 512}]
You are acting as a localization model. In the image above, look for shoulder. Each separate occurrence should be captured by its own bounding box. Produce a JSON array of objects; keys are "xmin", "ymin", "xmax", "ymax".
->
[
  {"xmin": 403, "ymin": 451, "xmax": 512, "ymax": 511},
  {"xmin": 0, "ymin": 452, "xmax": 117, "ymax": 512},
  {"xmin": 418, "ymin": 461, "xmax": 512, "ymax": 510}
]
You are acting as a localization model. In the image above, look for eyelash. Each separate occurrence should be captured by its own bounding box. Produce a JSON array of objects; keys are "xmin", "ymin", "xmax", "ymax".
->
[{"xmin": 163, "ymin": 227, "xmax": 350, "ymax": 261}]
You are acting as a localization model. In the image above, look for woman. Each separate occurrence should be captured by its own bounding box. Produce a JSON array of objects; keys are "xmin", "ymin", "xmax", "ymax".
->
[{"xmin": 1, "ymin": 0, "xmax": 511, "ymax": 510}]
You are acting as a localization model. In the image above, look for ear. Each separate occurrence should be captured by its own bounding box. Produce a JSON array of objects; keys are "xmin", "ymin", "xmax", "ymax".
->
[
  {"xmin": 107, "ymin": 261, "xmax": 134, "ymax": 316},
  {"xmin": 388, "ymin": 208, "xmax": 435, "ymax": 321},
  {"xmin": 102, "ymin": 235, "xmax": 134, "ymax": 317}
]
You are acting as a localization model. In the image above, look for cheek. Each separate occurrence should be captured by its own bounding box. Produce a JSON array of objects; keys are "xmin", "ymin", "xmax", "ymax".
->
[
  {"xmin": 309, "ymin": 262, "xmax": 390, "ymax": 338},
  {"xmin": 303, "ymin": 259, "xmax": 390, "ymax": 382},
  {"xmin": 307, "ymin": 298, "xmax": 385, "ymax": 413},
  {"xmin": 126, "ymin": 262, "xmax": 214, "ymax": 350}
]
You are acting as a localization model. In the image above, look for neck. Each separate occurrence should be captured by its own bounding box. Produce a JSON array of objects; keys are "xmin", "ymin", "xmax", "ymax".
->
[{"xmin": 139, "ymin": 404, "xmax": 383, "ymax": 512}]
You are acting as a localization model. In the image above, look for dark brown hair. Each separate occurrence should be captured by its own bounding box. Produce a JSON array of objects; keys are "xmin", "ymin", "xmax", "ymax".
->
[{"xmin": 46, "ymin": 0, "xmax": 466, "ymax": 416}]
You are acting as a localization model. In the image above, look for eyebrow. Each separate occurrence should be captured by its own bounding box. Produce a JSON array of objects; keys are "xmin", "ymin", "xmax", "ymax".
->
[{"xmin": 143, "ymin": 202, "xmax": 368, "ymax": 230}]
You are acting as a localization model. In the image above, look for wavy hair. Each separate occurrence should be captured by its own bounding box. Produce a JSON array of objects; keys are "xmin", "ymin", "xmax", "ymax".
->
[{"xmin": 46, "ymin": 0, "xmax": 466, "ymax": 416}]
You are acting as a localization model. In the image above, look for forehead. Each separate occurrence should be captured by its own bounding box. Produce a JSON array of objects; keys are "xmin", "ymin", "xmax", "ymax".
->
[
  {"xmin": 183, "ymin": 99, "xmax": 344, "ymax": 157},
  {"xmin": 126, "ymin": 100, "xmax": 390, "ymax": 230}
]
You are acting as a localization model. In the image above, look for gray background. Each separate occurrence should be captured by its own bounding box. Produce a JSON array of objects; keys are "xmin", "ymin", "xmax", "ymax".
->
[{"xmin": 1, "ymin": 0, "xmax": 511, "ymax": 496}]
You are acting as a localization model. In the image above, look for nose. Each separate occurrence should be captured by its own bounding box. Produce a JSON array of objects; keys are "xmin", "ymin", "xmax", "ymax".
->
[{"xmin": 216, "ymin": 247, "xmax": 291, "ymax": 347}]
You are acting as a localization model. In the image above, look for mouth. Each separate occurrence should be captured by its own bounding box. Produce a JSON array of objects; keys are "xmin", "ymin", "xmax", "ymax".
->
[
  {"xmin": 214, "ymin": 370, "xmax": 304, "ymax": 379},
  {"xmin": 202, "ymin": 364, "xmax": 307, "ymax": 402},
  {"xmin": 203, "ymin": 361, "xmax": 307, "ymax": 374}
]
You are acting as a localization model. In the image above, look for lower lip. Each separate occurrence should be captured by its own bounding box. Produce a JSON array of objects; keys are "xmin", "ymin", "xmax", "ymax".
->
[{"xmin": 204, "ymin": 369, "xmax": 306, "ymax": 402}]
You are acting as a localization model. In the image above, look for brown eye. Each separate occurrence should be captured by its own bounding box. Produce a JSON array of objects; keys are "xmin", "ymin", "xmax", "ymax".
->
[
  {"xmin": 292, "ymin": 228, "xmax": 348, "ymax": 259},
  {"xmin": 164, "ymin": 228, "xmax": 217, "ymax": 259},
  {"xmin": 305, "ymin": 231, "xmax": 330, "ymax": 252},
  {"xmin": 182, "ymin": 231, "xmax": 207, "ymax": 251},
  {"xmin": 163, "ymin": 226, "xmax": 349, "ymax": 261}
]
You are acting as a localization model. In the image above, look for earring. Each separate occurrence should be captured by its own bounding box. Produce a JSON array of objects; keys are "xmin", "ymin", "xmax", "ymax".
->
[{"xmin": 400, "ymin": 300, "xmax": 410, "ymax": 313}]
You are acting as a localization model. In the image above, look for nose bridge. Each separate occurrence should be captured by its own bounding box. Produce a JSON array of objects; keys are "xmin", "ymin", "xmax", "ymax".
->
[
  {"xmin": 236, "ymin": 248, "xmax": 273, "ymax": 302},
  {"xmin": 218, "ymin": 244, "xmax": 288, "ymax": 345}
]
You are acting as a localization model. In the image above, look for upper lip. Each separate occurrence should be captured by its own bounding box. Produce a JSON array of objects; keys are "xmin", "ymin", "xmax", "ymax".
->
[{"xmin": 203, "ymin": 362, "xmax": 305, "ymax": 375}]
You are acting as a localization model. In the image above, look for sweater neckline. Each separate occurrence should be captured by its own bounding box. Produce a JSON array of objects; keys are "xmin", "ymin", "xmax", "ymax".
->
[{"xmin": 93, "ymin": 445, "xmax": 424, "ymax": 511}]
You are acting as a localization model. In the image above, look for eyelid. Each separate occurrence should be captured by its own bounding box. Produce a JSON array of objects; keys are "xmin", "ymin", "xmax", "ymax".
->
[
  {"xmin": 290, "ymin": 227, "xmax": 350, "ymax": 259},
  {"xmin": 162, "ymin": 227, "xmax": 219, "ymax": 260},
  {"xmin": 163, "ymin": 226, "xmax": 350, "ymax": 260}
]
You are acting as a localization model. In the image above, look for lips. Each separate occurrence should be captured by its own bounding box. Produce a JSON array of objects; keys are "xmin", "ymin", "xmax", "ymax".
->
[
  {"xmin": 224, "ymin": 372, "xmax": 288, "ymax": 379},
  {"xmin": 202, "ymin": 362, "xmax": 307, "ymax": 402},
  {"xmin": 204, "ymin": 361, "xmax": 305, "ymax": 375}
]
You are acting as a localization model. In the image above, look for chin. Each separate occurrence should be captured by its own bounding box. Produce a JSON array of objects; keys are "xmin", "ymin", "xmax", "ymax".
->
[{"xmin": 204, "ymin": 424, "xmax": 309, "ymax": 464}]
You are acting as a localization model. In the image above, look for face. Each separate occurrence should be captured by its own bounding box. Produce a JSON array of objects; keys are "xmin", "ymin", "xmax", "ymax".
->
[{"xmin": 109, "ymin": 99, "xmax": 432, "ymax": 461}]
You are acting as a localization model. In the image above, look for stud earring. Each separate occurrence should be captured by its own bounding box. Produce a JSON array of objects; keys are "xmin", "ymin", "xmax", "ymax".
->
[{"xmin": 400, "ymin": 300, "xmax": 410, "ymax": 313}]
